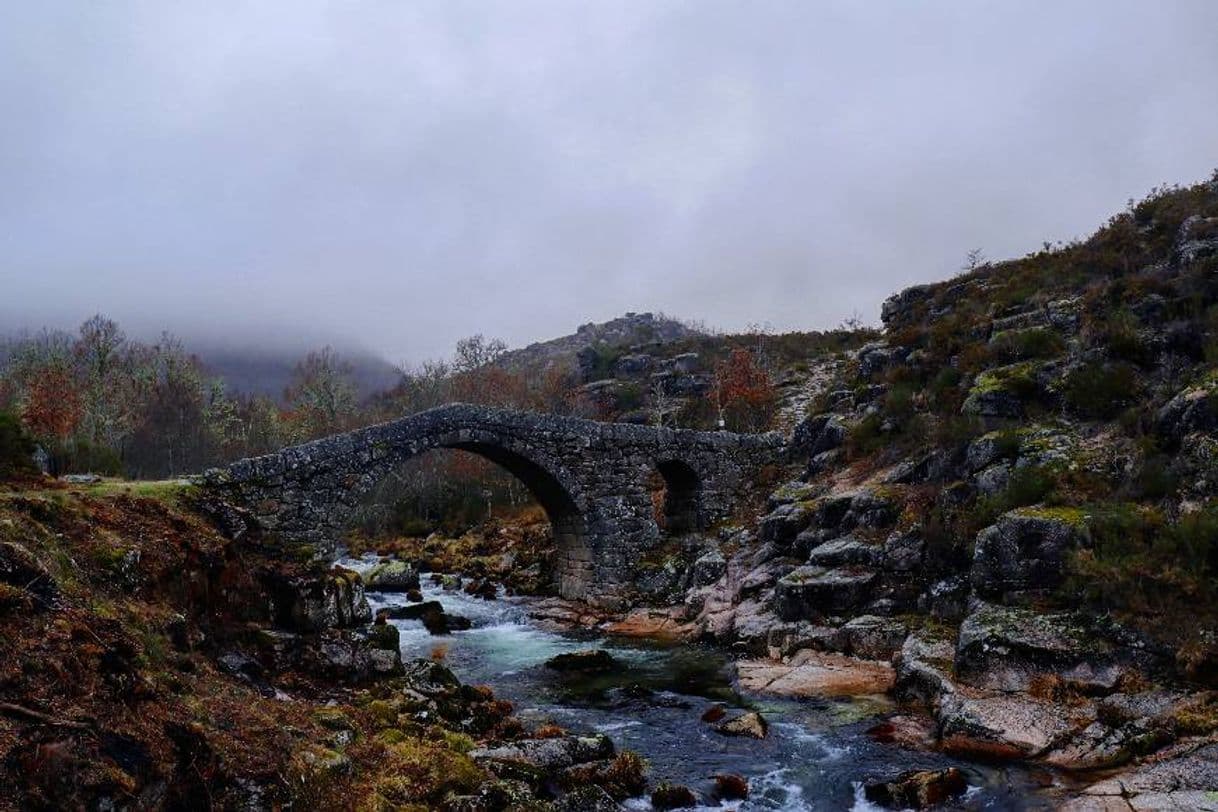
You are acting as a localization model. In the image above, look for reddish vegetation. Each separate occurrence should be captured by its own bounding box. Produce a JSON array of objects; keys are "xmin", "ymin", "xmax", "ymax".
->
[{"xmin": 0, "ymin": 480, "xmax": 533, "ymax": 810}]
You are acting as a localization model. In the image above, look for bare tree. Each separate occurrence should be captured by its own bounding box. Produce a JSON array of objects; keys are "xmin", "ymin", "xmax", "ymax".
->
[
  {"xmin": 962, "ymin": 247, "xmax": 988, "ymax": 273},
  {"xmin": 649, "ymin": 378, "xmax": 673, "ymax": 428},
  {"xmin": 452, "ymin": 334, "xmax": 507, "ymax": 373}
]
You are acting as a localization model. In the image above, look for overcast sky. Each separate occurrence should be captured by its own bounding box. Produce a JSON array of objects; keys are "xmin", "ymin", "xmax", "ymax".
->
[{"xmin": 3, "ymin": 2, "xmax": 1217, "ymax": 364}]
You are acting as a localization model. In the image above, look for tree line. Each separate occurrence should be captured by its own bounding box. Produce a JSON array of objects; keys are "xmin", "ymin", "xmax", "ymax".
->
[{"xmin": 0, "ymin": 317, "xmax": 778, "ymax": 522}]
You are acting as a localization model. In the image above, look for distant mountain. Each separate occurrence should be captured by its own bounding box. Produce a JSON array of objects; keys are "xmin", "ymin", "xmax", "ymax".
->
[{"xmin": 195, "ymin": 343, "xmax": 400, "ymax": 401}]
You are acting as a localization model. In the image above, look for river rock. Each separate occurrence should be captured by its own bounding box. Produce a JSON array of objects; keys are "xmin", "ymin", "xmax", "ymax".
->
[
  {"xmin": 956, "ymin": 602, "xmax": 1157, "ymax": 693},
  {"xmin": 893, "ymin": 631, "xmax": 957, "ymax": 706},
  {"xmin": 383, "ymin": 600, "xmax": 472, "ymax": 634},
  {"xmin": 472, "ymin": 734, "xmax": 615, "ymax": 771},
  {"xmin": 651, "ymin": 783, "xmax": 697, "ymax": 809},
  {"xmin": 736, "ymin": 650, "xmax": 895, "ymax": 698},
  {"xmin": 715, "ymin": 711, "xmax": 768, "ymax": 739},
  {"xmin": 937, "ymin": 689, "xmax": 1088, "ymax": 760},
  {"xmin": 364, "ymin": 560, "xmax": 420, "ymax": 592},
  {"xmin": 863, "ymin": 768, "xmax": 968, "ymax": 809},
  {"xmin": 603, "ymin": 607, "xmax": 694, "ymax": 641},
  {"xmin": 713, "ymin": 774, "xmax": 749, "ymax": 800},
  {"xmin": 545, "ymin": 649, "xmax": 618, "ymax": 673},
  {"xmin": 1063, "ymin": 741, "xmax": 1218, "ymax": 811},
  {"xmin": 266, "ymin": 566, "xmax": 372, "ymax": 632},
  {"xmin": 366, "ymin": 621, "xmax": 400, "ymax": 652},
  {"xmin": 555, "ymin": 786, "xmax": 622, "ymax": 811}
]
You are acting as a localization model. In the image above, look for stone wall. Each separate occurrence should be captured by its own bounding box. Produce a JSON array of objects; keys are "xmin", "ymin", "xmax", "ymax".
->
[{"xmin": 202, "ymin": 403, "xmax": 785, "ymax": 605}]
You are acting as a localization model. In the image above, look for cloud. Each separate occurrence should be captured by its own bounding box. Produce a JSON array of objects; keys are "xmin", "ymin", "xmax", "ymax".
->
[{"xmin": 2, "ymin": 1, "xmax": 1217, "ymax": 363}]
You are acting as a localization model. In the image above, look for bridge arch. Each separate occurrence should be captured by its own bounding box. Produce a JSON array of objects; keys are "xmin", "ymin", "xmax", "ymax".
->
[
  {"xmin": 649, "ymin": 459, "xmax": 704, "ymax": 535},
  {"xmin": 203, "ymin": 403, "xmax": 784, "ymax": 603}
]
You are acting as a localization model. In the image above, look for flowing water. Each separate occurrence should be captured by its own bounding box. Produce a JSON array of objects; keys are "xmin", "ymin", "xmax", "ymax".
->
[{"xmin": 342, "ymin": 556, "xmax": 1055, "ymax": 811}]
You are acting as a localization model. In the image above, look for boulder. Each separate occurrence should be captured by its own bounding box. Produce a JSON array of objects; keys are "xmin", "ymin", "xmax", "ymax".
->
[
  {"xmin": 807, "ymin": 536, "xmax": 881, "ymax": 568},
  {"xmin": 961, "ymin": 388, "xmax": 1025, "ymax": 419},
  {"xmin": 690, "ymin": 549, "xmax": 727, "ymax": 587},
  {"xmin": 260, "ymin": 628, "xmax": 404, "ymax": 682},
  {"xmin": 917, "ymin": 575, "xmax": 970, "ymax": 622},
  {"xmin": 975, "ymin": 463, "xmax": 1012, "ymax": 496},
  {"xmin": 893, "ymin": 632, "xmax": 957, "ymax": 707},
  {"xmin": 840, "ymin": 615, "xmax": 908, "ymax": 660},
  {"xmin": 970, "ymin": 508, "xmax": 1090, "ymax": 602},
  {"xmin": 880, "ymin": 531, "xmax": 925, "ymax": 573},
  {"xmin": 863, "ymin": 768, "xmax": 968, "ymax": 809},
  {"xmin": 366, "ymin": 621, "xmax": 400, "ymax": 652},
  {"xmin": 791, "ymin": 413, "xmax": 848, "ymax": 458},
  {"xmin": 364, "ymin": 560, "xmax": 420, "ymax": 592},
  {"xmin": 955, "ymin": 603, "xmax": 1159, "ymax": 694},
  {"xmin": 555, "ymin": 786, "xmax": 622, "ymax": 812},
  {"xmin": 937, "ymin": 690, "xmax": 1085, "ymax": 760},
  {"xmin": 881, "ymin": 283, "xmax": 937, "ymax": 328},
  {"xmin": 715, "ymin": 711, "xmax": 768, "ymax": 739},
  {"xmin": 472, "ymin": 734, "xmax": 615, "ymax": 771},
  {"xmin": 775, "ymin": 566, "xmax": 876, "ymax": 620},
  {"xmin": 758, "ymin": 502, "xmax": 814, "ymax": 547},
  {"xmin": 1156, "ymin": 385, "xmax": 1218, "ymax": 442},
  {"xmin": 265, "ymin": 566, "xmax": 372, "ymax": 633}
]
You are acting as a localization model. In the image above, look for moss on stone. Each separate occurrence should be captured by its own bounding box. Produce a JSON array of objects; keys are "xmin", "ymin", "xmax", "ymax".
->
[{"xmin": 1011, "ymin": 505, "xmax": 1091, "ymax": 528}]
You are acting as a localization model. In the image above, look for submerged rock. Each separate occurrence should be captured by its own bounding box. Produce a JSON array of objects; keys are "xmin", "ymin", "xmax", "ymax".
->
[
  {"xmin": 382, "ymin": 600, "xmax": 471, "ymax": 634},
  {"xmin": 545, "ymin": 649, "xmax": 618, "ymax": 673},
  {"xmin": 712, "ymin": 773, "xmax": 749, "ymax": 801}
]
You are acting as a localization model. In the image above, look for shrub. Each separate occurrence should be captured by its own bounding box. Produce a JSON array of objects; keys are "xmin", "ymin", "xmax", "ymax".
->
[
  {"xmin": 1068, "ymin": 503, "xmax": 1218, "ymax": 616},
  {"xmin": 966, "ymin": 465, "xmax": 1058, "ymax": 535},
  {"xmin": 1095, "ymin": 311, "xmax": 1155, "ymax": 366},
  {"xmin": 991, "ymin": 327, "xmax": 1065, "ymax": 362},
  {"xmin": 1062, "ymin": 361, "xmax": 1140, "ymax": 419},
  {"xmin": 1131, "ymin": 455, "xmax": 1178, "ymax": 500},
  {"xmin": 0, "ymin": 411, "xmax": 35, "ymax": 477}
]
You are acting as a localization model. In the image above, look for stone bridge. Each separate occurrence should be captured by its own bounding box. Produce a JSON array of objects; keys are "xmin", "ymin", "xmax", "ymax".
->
[{"xmin": 203, "ymin": 403, "xmax": 784, "ymax": 604}]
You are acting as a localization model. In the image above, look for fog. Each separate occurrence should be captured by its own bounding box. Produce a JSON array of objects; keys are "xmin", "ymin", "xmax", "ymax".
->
[{"xmin": 3, "ymin": 1, "xmax": 1217, "ymax": 364}]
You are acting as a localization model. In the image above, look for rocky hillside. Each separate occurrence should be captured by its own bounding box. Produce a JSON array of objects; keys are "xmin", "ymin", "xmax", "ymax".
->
[
  {"xmin": 496, "ymin": 312, "xmax": 703, "ymax": 373},
  {"xmin": 589, "ymin": 173, "xmax": 1218, "ymax": 806}
]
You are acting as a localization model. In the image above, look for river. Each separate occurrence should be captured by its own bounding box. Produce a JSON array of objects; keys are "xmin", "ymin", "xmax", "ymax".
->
[{"xmin": 342, "ymin": 555, "xmax": 1053, "ymax": 811}]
